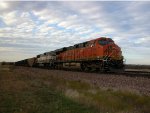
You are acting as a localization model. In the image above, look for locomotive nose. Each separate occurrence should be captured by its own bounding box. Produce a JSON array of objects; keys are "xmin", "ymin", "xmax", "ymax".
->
[
  {"xmin": 111, "ymin": 44, "xmax": 122, "ymax": 59},
  {"xmin": 104, "ymin": 44, "xmax": 122, "ymax": 60}
]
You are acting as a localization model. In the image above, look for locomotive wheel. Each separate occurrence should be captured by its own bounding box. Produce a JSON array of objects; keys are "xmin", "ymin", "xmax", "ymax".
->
[
  {"xmin": 81, "ymin": 63, "xmax": 90, "ymax": 71},
  {"xmin": 81, "ymin": 63, "xmax": 86, "ymax": 71},
  {"xmin": 87, "ymin": 67, "xmax": 92, "ymax": 71},
  {"xmin": 95, "ymin": 68, "xmax": 100, "ymax": 71},
  {"xmin": 81, "ymin": 63, "xmax": 92, "ymax": 72}
]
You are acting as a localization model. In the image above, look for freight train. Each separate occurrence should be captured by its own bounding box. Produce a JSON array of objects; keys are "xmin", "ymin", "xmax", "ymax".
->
[{"xmin": 15, "ymin": 37, "xmax": 124, "ymax": 72}]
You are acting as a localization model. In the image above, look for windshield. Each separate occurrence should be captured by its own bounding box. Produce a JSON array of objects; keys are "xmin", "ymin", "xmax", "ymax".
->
[{"xmin": 98, "ymin": 39, "xmax": 114, "ymax": 46}]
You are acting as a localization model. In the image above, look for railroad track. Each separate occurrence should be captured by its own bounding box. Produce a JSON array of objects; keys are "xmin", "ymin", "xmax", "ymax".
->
[
  {"xmin": 63, "ymin": 68, "xmax": 150, "ymax": 79},
  {"xmin": 52, "ymin": 68, "xmax": 150, "ymax": 79},
  {"xmin": 21, "ymin": 66, "xmax": 150, "ymax": 79},
  {"xmin": 122, "ymin": 70, "xmax": 150, "ymax": 78},
  {"xmin": 88, "ymin": 70, "xmax": 150, "ymax": 78}
]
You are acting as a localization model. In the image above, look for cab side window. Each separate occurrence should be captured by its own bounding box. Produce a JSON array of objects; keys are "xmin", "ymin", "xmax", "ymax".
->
[{"xmin": 87, "ymin": 41, "xmax": 95, "ymax": 47}]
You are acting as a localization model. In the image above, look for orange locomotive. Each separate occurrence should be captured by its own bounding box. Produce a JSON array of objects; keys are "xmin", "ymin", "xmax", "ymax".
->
[
  {"xmin": 56, "ymin": 37, "xmax": 124, "ymax": 71},
  {"xmin": 15, "ymin": 37, "xmax": 124, "ymax": 72}
]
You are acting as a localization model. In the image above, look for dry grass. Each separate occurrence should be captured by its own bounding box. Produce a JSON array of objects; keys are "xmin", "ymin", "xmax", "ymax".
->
[
  {"xmin": 0, "ymin": 66, "xmax": 150, "ymax": 113},
  {"xmin": 0, "ymin": 66, "xmax": 98, "ymax": 113}
]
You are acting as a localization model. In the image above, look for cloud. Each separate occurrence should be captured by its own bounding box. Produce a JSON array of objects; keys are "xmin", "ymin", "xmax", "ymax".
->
[
  {"xmin": 0, "ymin": 11, "xmax": 18, "ymax": 25},
  {"xmin": 0, "ymin": 1, "xmax": 150, "ymax": 64},
  {"xmin": 0, "ymin": 2, "xmax": 9, "ymax": 10}
]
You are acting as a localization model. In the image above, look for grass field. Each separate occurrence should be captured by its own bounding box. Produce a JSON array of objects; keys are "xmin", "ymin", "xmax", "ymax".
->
[
  {"xmin": 0, "ymin": 65, "xmax": 150, "ymax": 113},
  {"xmin": 0, "ymin": 65, "xmax": 98, "ymax": 113}
]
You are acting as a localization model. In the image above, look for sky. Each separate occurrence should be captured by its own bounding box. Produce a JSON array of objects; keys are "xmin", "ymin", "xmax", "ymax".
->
[{"xmin": 0, "ymin": 1, "xmax": 150, "ymax": 64}]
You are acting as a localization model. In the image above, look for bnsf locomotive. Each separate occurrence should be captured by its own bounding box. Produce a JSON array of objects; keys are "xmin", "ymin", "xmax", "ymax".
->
[{"xmin": 15, "ymin": 37, "xmax": 124, "ymax": 72}]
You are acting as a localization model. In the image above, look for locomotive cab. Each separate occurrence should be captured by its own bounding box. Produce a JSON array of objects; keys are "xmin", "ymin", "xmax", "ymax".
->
[{"xmin": 98, "ymin": 38, "xmax": 122, "ymax": 59}]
